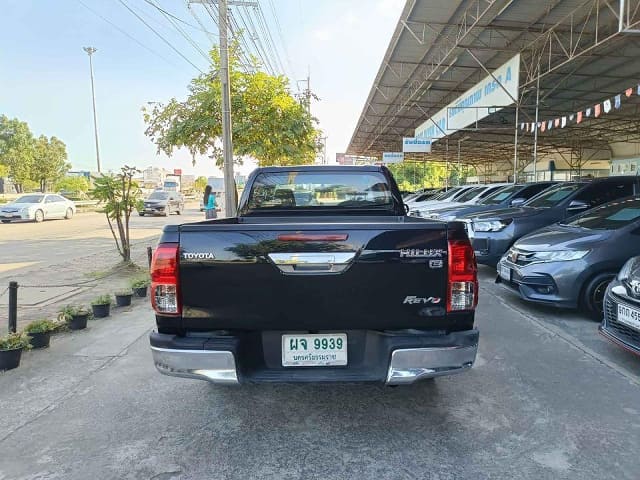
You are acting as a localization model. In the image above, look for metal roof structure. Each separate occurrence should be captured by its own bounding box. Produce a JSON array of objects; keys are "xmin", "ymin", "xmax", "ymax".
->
[{"xmin": 347, "ymin": 0, "xmax": 640, "ymax": 176}]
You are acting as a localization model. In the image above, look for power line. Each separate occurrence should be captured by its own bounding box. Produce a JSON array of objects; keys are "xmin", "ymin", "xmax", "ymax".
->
[
  {"xmin": 253, "ymin": 4, "xmax": 285, "ymax": 74},
  {"xmin": 141, "ymin": 0, "xmax": 217, "ymax": 36},
  {"xmin": 76, "ymin": 0, "xmax": 178, "ymax": 67},
  {"xmin": 116, "ymin": 0, "xmax": 204, "ymax": 72},
  {"xmin": 266, "ymin": 0, "xmax": 295, "ymax": 78}
]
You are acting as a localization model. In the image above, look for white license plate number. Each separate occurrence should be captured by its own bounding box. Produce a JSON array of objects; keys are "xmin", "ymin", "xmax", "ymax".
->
[
  {"xmin": 282, "ymin": 334, "xmax": 347, "ymax": 367},
  {"xmin": 617, "ymin": 304, "xmax": 640, "ymax": 331},
  {"xmin": 499, "ymin": 264, "xmax": 511, "ymax": 281}
]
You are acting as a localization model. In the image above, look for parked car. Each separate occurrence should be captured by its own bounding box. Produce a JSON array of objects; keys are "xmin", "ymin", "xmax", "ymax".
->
[
  {"xmin": 601, "ymin": 256, "xmax": 640, "ymax": 356},
  {"xmin": 410, "ymin": 183, "xmax": 508, "ymax": 217},
  {"xmin": 427, "ymin": 182, "xmax": 557, "ymax": 221},
  {"xmin": 406, "ymin": 185, "xmax": 477, "ymax": 212},
  {"xmin": 497, "ymin": 196, "xmax": 640, "ymax": 318},
  {"xmin": 140, "ymin": 190, "xmax": 184, "ymax": 216},
  {"xmin": 403, "ymin": 188, "xmax": 444, "ymax": 204},
  {"xmin": 149, "ymin": 165, "xmax": 479, "ymax": 385},
  {"xmin": 461, "ymin": 176, "xmax": 640, "ymax": 266},
  {"xmin": 0, "ymin": 194, "xmax": 76, "ymax": 223}
]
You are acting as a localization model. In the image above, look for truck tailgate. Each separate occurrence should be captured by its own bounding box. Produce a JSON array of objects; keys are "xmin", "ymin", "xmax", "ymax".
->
[{"xmin": 178, "ymin": 221, "xmax": 450, "ymax": 331}]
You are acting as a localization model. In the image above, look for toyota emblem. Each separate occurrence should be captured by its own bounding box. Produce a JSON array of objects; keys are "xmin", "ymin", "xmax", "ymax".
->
[{"xmin": 630, "ymin": 280, "xmax": 640, "ymax": 297}]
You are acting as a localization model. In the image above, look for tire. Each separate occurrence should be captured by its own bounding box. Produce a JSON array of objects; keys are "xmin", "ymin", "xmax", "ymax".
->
[
  {"xmin": 139, "ymin": 212, "xmax": 145, "ymax": 216},
  {"xmin": 1, "ymin": 220, "xmax": 11, "ymax": 224},
  {"xmin": 176, "ymin": 206, "xmax": 182, "ymax": 215},
  {"xmin": 34, "ymin": 209, "xmax": 44, "ymax": 223},
  {"xmin": 581, "ymin": 272, "xmax": 616, "ymax": 321},
  {"xmin": 65, "ymin": 207, "xmax": 74, "ymax": 219}
]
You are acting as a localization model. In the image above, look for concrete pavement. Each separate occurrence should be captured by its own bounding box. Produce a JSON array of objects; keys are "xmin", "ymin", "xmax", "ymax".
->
[{"xmin": 0, "ymin": 278, "xmax": 639, "ymax": 479}]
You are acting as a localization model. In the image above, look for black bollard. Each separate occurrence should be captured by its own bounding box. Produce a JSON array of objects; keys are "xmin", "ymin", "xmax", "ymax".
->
[{"xmin": 8, "ymin": 281, "xmax": 18, "ymax": 333}]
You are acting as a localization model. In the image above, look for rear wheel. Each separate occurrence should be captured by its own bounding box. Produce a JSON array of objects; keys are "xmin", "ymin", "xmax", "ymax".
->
[
  {"xmin": 139, "ymin": 212, "xmax": 145, "ymax": 216},
  {"xmin": 34, "ymin": 209, "xmax": 44, "ymax": 223},
  {"xmin": 65, "ymin": 208, "xmax": 73, "ymax": 219},
  {"xmin": 581, "ymin": 272, "xmax": 616, "ymax": 321},
  {"xmin": 1, "ymin": 220, "xmax": 11, "ymax": 224}
]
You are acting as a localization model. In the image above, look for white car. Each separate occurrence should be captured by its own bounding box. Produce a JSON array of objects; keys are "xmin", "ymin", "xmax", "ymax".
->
[
  {"xmin": 406, "ymin": 185, "xmax": 476, "ymax": 213},
  {"xmin": 410, "ymin": 184, "xmax": 509, "ymax": 217},
  {"xmin": 0, "ymin": 193, "xmax": 76, "ymax": 223}
]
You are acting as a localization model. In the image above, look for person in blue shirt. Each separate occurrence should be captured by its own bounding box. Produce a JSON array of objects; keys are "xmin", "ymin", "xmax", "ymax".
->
[{"xmin": 203, "ymin": 185, "xmax": 217, "ymax": 219}]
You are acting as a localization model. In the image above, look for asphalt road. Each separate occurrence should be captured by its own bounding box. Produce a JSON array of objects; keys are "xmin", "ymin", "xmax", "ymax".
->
[
  {"xmin": 0, "ymin": 207, "xmax": 202, "ymax": 277},
  {"xmin": 0, "ymin": 270, "xmax": 639, "ymax": 479}
]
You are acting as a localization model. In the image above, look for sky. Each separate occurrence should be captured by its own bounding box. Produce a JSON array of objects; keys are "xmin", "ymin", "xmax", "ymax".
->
[{"xmin": 0, "ymin": 0, "xmax": 404, "ymax": 178}]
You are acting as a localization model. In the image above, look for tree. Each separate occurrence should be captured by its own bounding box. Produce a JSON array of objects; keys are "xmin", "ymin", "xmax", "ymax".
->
[
  {"xmin": 194, "ymin": 176, "xmax": 208, "ymax": 193},
  {"xmin": 32, "ymin": 135, "xmax": 70, "ymax": 192},
  {"xmin": 143, "ymin": 45, "xmax": 319, "ymax": 167},
  {"xmin": 55, "ymin": 176, "xmax": 90, "ymax": 195},
  {"xmin": 0, "ymin": 115, "xmax": 35, "ymax": 192},
  {"xmin": 90, "ymin": 166, "xmax": 142, "ymax": 263}
]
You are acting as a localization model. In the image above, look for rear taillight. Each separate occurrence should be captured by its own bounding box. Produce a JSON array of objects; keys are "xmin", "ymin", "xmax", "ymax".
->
[
  {"xmin": 151, "ymin": 243, "xmax": 181, "ymax": 315},
  {"xmin": 447, "ymin": 239, "xmax": 478, "ymax": 312}
]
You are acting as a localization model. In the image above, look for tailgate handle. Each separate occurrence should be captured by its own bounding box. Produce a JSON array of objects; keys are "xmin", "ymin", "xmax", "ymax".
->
[{"xmin": 268, "ymin": 252, "xmax": 356, "ymax": 275}]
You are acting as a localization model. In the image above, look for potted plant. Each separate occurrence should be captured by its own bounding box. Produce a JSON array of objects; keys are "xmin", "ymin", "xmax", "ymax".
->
[
  {"xmin": 24, "ymin": 319, "xmax": 58, "ymax": 349},
  {"xmin": 131, "ymin": 277, "xmax": 150, "ymax": 298},
  {"xmin": 0, "ymin": 332, "xmax": 31, "ymax": 371},
  {"xmin": 60, "ymin": 305, "xmax": 91, "ymax": 330},
  {"xmin": 91, "ymin": 295, "xmax": 112, "ymax": 318},
  {"xmin": 115, "ymin": 290, "xmax": 133, "ymax": 307}
]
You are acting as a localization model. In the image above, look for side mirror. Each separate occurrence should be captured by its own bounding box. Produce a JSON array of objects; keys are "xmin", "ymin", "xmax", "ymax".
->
[
  {"xmin": 567, "ymin": 200, "xmax": 590, "ymax": 212},
  {"xmin": 510, "ymin": 197, "xmax": 526, "ymax": 207}
]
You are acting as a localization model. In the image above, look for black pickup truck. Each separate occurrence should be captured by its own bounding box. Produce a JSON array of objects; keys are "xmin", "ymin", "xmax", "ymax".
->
[{"xmin": 149, "ymin": 165, "xmax": 479, "ymax": 385}]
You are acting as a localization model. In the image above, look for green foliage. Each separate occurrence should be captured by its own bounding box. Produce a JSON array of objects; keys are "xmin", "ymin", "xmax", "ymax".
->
[
  {"xmin": 24, "ymin": 319, "xmax": 59, "ymax": 334},
  {"xmin": 59, "ymin": 305, "xmax": 90, "ymax": 322},
  {"xmin": 0, "ymin": 332, "xmax": 31, "ymax": 351},
  {"xmin": 91, "ymin": 295, "xmax": 112, "ymax": 306},
  {"xmin": 194, "ymin": 176, "xmax": 208, "ymax": 192},
  {"xmin": 0, "ymin": 163, "xmax": 8, "ymax": 177},
  {"xmin": 55, "ymin": 176, "xmax": 90, "ymax": 195},
  {"xmin": 387, "ymin": 162, "xmax": 477, "ymax": 192},
  {"xmin": 143, "ymin": 45, "xmax": 320, "ymax": 167},
  {"xmin": 0, "ymin": 115, "xmax": 35, "ymax": 192},
  {"xmin": 90, "ymin": 166, "xmax": 142, "ymax": 262},
  {"xmin": 131, "ymin": 276, "xmax": 150, "ymax": 289},
  {"xmin": 115, "ymin": 290, "xmax": 132, "ymax": 297},
  {"xmin": 33, "ymin": 135, "xmax": 70, "ymax": 191}
]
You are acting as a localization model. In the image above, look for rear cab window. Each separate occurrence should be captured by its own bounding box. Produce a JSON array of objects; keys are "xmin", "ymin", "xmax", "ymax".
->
[{"xmin": 244, "ymin": 170, "xmax": 396, "ymax": 213}]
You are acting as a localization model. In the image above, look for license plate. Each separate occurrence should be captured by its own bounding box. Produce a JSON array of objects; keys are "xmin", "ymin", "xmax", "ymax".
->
[
  {"xmin": 282, "ymin": 334, "xmax": 347, "ymax": 367},
  {"xmin": 499, "ymin": 263, "xmax": 511, "ymax": 281},
  {"xmin": 617, "ymin": 304, "xmax": 640, "ymax": 331}
]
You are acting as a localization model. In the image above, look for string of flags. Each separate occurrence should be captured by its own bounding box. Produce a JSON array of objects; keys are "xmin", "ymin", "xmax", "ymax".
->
[{"xmin": 519, "ymin": 83, "xmax": 640, "ymax": 134}]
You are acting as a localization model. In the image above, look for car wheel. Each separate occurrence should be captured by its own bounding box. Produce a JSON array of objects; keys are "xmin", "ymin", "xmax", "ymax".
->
[
  {"xmin": 65, "ymin": 207, "xmax": 74, "ymax": 219},
  {"xmin": 581, "ymin": 272, "xmax": 616, "ymax": 321},
  {"xmin": 139, "ymin": 212, "xmax": 145, "ymax": 216},
  {"xmin": 34, "ymin": 209, "xmax": 44, "ymax": 223},
  {"xmin": 1, "ymin": 220, "xmax": 11, "ymax": 224},
  {"xmin": 176, "ymin": 206, "xmax": 182, "ymax": 215}
]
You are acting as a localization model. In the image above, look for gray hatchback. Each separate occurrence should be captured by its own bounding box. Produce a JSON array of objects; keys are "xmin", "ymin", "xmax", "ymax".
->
[{"xmin": 497, "ymin": 196, "xmax": 640, "ymax": 318}]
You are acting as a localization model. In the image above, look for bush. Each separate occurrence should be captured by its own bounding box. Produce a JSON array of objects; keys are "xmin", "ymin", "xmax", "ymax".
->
[
  {"xmin": 0, "ymin": 332, "xmax": 32, "ymax": 351},
  {"xmin": 91, "ymin": 295, "xmax": 112, "ymax": 306},
  {"xmin": 24, "ymin": 319, "xmax": 59, "ymax": 334},
  {"xmin": 59, "ymin": 305, "xmax": 91, "ymax": 322},
  {"xmin": 115, "ymin": 290, "xmax": 132, "ymax": 296},
  {"xmin": 131, "ymin": 277, "xmax": 150, "ymax": 289}
]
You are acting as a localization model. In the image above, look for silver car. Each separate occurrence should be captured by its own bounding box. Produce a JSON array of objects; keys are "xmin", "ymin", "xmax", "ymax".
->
[{"xmin": 0, "ymin": 194, "xmax": 76, "ymax": 223}]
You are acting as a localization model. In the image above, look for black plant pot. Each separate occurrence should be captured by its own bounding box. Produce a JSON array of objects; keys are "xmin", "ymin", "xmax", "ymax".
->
[
  {"xmin": 92, "ymin": 304, "xmax": 110, "ymax": 318},
  {"xmin": 115, "ymin": 294, "xmax": 132, "ymax": 307},
  {"xmin": 69, "ymin": 313, "xmax": 89, "ymax": 330},
  {"xmin": 28, "ymin": 331, "xmax": 51, "ymax": 349},
  {"xmin": 0, "ymin": 348, "xmax": 23, "ymax": 371},
  {"xmin": 133, "ymin": 286, "xmax": 148, "ymax": 298}
]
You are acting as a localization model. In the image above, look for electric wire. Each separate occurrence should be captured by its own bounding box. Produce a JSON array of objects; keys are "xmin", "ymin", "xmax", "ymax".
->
[
  {"xmin": 266, "ymin": 0, "xmax": 295, "ymax": 78},
  {"xmin": 141, "ymin": 0, "xmax": 217, "ymax": 35}
]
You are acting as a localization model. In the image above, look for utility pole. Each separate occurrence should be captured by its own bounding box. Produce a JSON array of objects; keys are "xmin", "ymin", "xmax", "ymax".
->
[
  {"xmin": 297, "ymin": 71, "xmax": 311, "ymax": 114},
  {"xmin": 83, "ymin": 47, "xmax": 101, "ymax": 173},
  {"xmin": 218, "ymin": 0, "xmax": 236, "ymax": 217}
]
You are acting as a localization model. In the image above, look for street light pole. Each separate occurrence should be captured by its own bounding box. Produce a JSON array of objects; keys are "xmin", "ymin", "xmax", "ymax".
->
[{"xmin": 83, "ymin": 47, "xmax": 101, "ymax": 173}]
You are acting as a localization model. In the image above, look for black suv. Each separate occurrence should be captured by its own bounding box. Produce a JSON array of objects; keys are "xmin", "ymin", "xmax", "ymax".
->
[{"xmin": 460, "ymin": 176, "xmax": 640, "ymax": 266}]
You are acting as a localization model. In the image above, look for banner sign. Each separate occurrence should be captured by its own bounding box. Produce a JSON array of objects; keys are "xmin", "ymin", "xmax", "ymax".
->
[
  {"xmin": 382, "ymin": 152, "xmax": 404, "ymax": 163},
  {"xmin": 415, "ymin": 53, "xmax": 520, "ymax": 142},
  {"xmin": 402, "ymin": 138, "xmax": 432, "ymax": 153}
]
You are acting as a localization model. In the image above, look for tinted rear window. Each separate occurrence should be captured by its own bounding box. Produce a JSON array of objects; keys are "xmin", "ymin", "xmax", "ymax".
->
[
  {"xmin": 524, "ymin": 183, "xmax": 581, "ymax": 208},
  {"xmin": 480, "ymin": 185, "xmax": 519, "ymax": 205},
  {"xmin": 563, "ymin": 197, "xmax": 640, "ymax": 230},
  {"xmin": 246, "ymin": 171, "xmax": 394, "ymax": 210}
]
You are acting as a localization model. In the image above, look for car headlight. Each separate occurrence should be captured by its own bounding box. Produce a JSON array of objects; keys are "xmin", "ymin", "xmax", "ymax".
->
[
  {"xmin": 473, "ymin": 219, "xmax": 512, "ymax": 232},
  {"xmin": 617, "ymin": 256, "xmax": 640, "ymax": 281},
  {"xmin": 531, "ymin": 250, "xmax": 589, "ymax": 262}
]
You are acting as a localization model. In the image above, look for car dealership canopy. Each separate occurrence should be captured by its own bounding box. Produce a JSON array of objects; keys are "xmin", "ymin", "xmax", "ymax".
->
[{"xmin": 347, "ymin": 0, "xmax": 640, "ymax": 177}]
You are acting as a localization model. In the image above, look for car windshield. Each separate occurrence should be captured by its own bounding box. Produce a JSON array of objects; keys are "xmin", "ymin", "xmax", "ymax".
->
[
  {"xmin": 524, "ymin": 183, "xmax": 582, "ymax": 208},
  {"xmin": 480, "ymin": 185, "xmax": 519, "ymax": 205},
  {"xmin": 149, "ymin": 192, "xmax": 169, "ymax": 200},
  {"xmin": 14, "ymin": 195, "xmax": 44, "ymax": 203},
  {"xmin": 436, "ymin": 188, "xmax": 463, "ymax": 201},
  {"xmin": 455, "ymin": 187, "xmax": 484, "ymax": 202},
  {"xmin": 561, "ymin": 197, "xmax": 640, "ymax": 230},
  {"xmin": 246, "ymin": 171, "xmax": 394, "ymax": 210}
]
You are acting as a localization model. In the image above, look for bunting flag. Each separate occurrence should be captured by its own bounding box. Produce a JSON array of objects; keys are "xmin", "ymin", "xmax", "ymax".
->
[
  {"xmin": 615, "ymin": 94, "xmax": 622, "ymax": 109},
  {"xmin": 569, "ymin": 114, "xmax": 575, "ymax": 122},
  {"xmin": 561, "ymin": 116, "xmax": 567, "ymax": 128},
  {"xmin": 548, "ymin": 119, "xmax": 553, "ymax": 130},
  {"xmin": 541, "ymin": 121, "xmax": 546, "ymax": 132},
  {"xmin": 604, "ymin": 99, "xmax": 612, "ymax": 114},
  {"xmin": 626, "ymin": 87, "xmax": 633, "ymax": 97},
  {"xmin": 595, "ymin": 103, "xmax": 601, "ymax": 117},
  {"xmin": 520, "ymin": 122, "xmax": 525, "ymax": 131},
  {"xmin": 577, "ymin": 111, "xmax": 583, "ymax": 124},
  {"xmin": 554, "ymin": 118, "xmax": 560, "ymax": 127},
  {"xmin": 637, "ymin": 83, "xmax": 640, "ymax": 95},
  {"xmin": 586, "ymin": 107, "xmax": 592, "ymax": 117}
]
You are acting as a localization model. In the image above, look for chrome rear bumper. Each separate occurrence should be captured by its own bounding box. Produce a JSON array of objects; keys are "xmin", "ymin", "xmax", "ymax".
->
[
  {"xmin": 151, "ymin": 346, "xmax": 239, "ymax": 384},
  {"xmin": 385, "ymin": 344, "xmax": 477, "ymax": 385}
]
